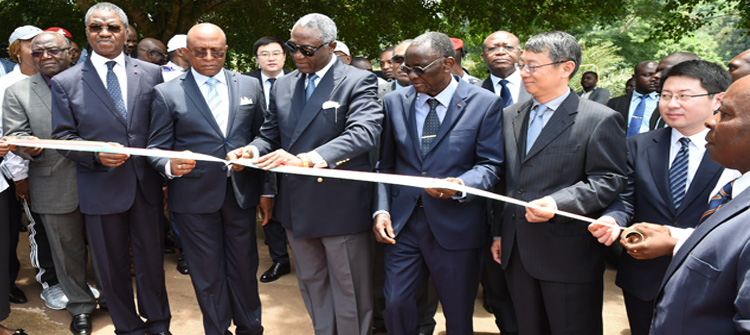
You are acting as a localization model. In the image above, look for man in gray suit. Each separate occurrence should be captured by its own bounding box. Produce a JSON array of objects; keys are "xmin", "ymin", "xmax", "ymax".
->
[
  {"xmin": 490, "ymin": 31, "xmax": 627, "ymax": 335},
  {"xmin": 578, "ymin": 71, "xmax": 610, "ymax": 105},
  {"xmin": 3, "ymin": 31, "xmax": 99, "ymax": 334},
  {"xmin": 228, "ymin": 13, "xmax": 382, "ymax": 335},
  {"xmin": 479, "ymin": 30, "xmax": 531, "ymax": 108},
  {"xmin": 377, "ymin": 40, "xmax": 412, "ymax": 102}
]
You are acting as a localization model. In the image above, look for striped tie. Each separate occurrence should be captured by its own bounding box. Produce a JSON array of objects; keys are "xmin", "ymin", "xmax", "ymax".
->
[
  {"xmin": 669, "ymin": 137, "xmax": 690, "ymax": 208},
  {"xmin": 699, "ymin": 179, "xmax": 735, "ymax": 224},
  {"xmin": 205, "ymin": 77, "xmax": 221, "ymax": 113}
]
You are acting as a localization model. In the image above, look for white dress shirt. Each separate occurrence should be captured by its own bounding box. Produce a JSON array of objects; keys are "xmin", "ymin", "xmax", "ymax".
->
[
  {"xmin": 261, "ymin": 71, "xmax": 284, "ymax": 110},
  {"xmin": 490, "ymin": 67, "xmax": 522, "ymax": 104},
  {"xmin": 668, "ymin": 128, "xmax": 709, "ymax": 193},
  {"xmin": 89, "ymin": 51, "xmax": 128, "ymax": 112}
]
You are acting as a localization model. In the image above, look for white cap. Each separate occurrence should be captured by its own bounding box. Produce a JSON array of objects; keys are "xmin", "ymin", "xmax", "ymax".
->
[
  {"xmin": 333, "ymin": 40, "xmax": 350, "ymax": 56},
  {"xmin": 167, "ymin": 34, "xmax": 187, "ymax": 52},
  {"xmin": 9, "ymin": 25, "xmax": 43, "ymax": 44}
]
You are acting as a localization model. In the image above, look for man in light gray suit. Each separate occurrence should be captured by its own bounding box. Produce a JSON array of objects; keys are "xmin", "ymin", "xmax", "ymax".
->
[
  {"xmin": 2, "ymin": 32, "xmax": 99, "ymax": 332},
  {"xmin": 479, "ymin": 30, "xmax": 531, "ymax": 108}
]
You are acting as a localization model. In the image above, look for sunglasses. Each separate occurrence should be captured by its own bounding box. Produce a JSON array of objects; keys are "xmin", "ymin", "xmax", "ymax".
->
[
  {"xmin": 31, "ymin": 48, "xmax": 69, "ymax": 58},
  {"xmin": 391, "ymin": 55, "xmax": 405, "ymax": 64},
  {"xmin": 400, "ymin": 57, "xmax": 444, "ymax": 76},
  {"xmin": 190, "ymin": 48, "xmax": 226, "ymax": 59},
  {"xmin": 286, "ymin": 41, "xmax": 327, "ymax": 57},
  {"xmin": 87, "ymin": 24, "xmax": 123, "ymax": 34}
]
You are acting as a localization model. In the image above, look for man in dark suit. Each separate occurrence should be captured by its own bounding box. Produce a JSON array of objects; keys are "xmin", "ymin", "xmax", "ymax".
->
[
  {"xmin": 491, "ymin": 31, "xmax": 627, "ymax": 335},
  {"xmin": 479, "ymin": 30, "xmax": 531, "ymax": 108},
  {"xmin": 649, "ymin": 75, "xmax": 750, "ymax": 335},
  {"xmin": 148, "ymin": 23, "xmax": 267, "ymax": 335},
  {"xmin": 589, "ymin": 60, "xmax": 731, "ymax": 335},
  {"xmin": 374, "ymin": 31, "xmax": 503, "ymax": 335},
  {"xmin": 228, "ymin": 13, "xmax": 382, "ymax": 335},
  {"xmin": 377, "ymin": 40, "xmax": 412, "ymax": 102},
  {"xmin": 244, "ymin": 36, "xmax": 290, "ymax": 283},
  {"xmin": 50, "ymin": 3, "xmax": 171, "ymax": 335},
  {"xmin": 578, "ymin": 71, "xmax": 610, "ymax": 105},
  {"xmin": 607, "ymin": 60, "xmax": 659, "ymax": 135}
]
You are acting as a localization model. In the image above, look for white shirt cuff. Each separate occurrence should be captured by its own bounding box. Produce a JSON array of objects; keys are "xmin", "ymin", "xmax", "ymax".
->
[
  {"xmin": 668, "ymin": 226, "xmax": 694, "ymax": 255},
  {"xmin": 373, "ymin": 210, "xmax": 390, "ymax": 219}
]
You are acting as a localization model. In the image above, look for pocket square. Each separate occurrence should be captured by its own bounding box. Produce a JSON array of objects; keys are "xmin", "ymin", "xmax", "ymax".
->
[
  {"xmin": 240, "ymin": 97, "xmax": 253, "ymax": 105},
  {"xmin": 322, "ymin": 101, "xmax": 340, "ymax": 110}
]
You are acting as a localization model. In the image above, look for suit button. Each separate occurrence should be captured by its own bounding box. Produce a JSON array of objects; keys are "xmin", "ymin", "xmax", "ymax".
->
[
  {"xmin": 225, "ymin": 141, "xmax": 229, "ymax": 145},
  {"xmin": 517, "ymin": 188, "xmax": 523, "ymax": 194},
  {"xmin": 511, "ymin": 214, "xmax": 516, "ymax": 218},
  {"xmin": 128, "ymin": 133, "xmax": 134, "ymax": 139},
  {"xmin": 674, "ymin": 221, "xmax": 680, "ymax": 227},
  {"xmin": 421, "ymin": 172, "xmax": 428, "ymax": 176}
]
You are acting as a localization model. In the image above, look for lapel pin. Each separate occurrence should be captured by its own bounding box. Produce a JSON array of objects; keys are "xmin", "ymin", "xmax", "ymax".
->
[
  {"xmin": 234, "ymin": 78, "xmax": 237, "ymax": 82},
  {"xmin": 457, "ymin": 103, "xmax": 462, "ymax": 107},
  {"xmin": 134, "ymin": 70, "xmax": 138, "ymax": 74}
]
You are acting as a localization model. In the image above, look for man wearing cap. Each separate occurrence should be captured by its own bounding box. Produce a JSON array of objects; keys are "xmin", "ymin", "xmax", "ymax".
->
[
  {"xmin": 333, "ymin": 40, "xmax": 351, "ymax": 65},
  {"xmin": 162, "ymin": 34, "xmax": 190, "ymax": 82},
  {"xmin": 1, "ymin": 25, "xmax": 68, "ymax": 312},
  {"xmin": 449, "ymin": 37, "xmax": 480, "ymax": 85},
  {"xmin": 136, "ymin": 38, "xmax": 167, "ymax": 66}
]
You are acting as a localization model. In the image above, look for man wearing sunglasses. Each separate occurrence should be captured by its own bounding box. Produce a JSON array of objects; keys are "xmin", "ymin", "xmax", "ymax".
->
[
  {"xmin": 374, "ymin": 31, "xmax": 504, "ymax": 335},
  {"xmin": 228, "ymin": 13, "xmax": 382, "ymax": 335},
  {"xmin": 136, "ymin": 37, "xmax": 168, "ymax": 66},
  {"xmin": 377, "ymin": 39, "xmax": 412, "ymax": 102},
  {"xmin": 50, "ymin": 2, "xmax": 172, "ymax": 335},
  {"xmin": 490, "ymin": 31, "xmax": 626, "ymax": 335}
]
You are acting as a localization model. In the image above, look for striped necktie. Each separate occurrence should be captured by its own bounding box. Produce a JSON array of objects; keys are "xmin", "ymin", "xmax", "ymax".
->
[
  {"xmin": 669, "ymin": 137, "xmax": 690, "ymax": 209},
  {"xmin": 205, "ymin": 77, "xmax": 221, "ymax": 113},
  {"xmin": 699, "ymin": 179, "xmax": 735, "ymax": 224}
]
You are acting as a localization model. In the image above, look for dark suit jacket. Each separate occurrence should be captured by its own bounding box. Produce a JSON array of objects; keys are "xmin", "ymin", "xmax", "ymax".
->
[
  {"xmin": 249, "ymin": 58, "xmax": 383, "ymax": 239},
  {"xmin": 376, "ymin": 80, "xmax": 504, "ymax": 251},
  {"xmin": 607, "ymin": 92, "xmax": 631, "ymax": 129},
  {"xmin": 148, "ymin": 69, "xmax": 267, "ymax": 213},
  {"xmin": 494, "ymin": 90, "xmax": 627, "ymax": 283},
  {"xmin": 51, "ymin": 56, "xmax": 163, "ymax": 215},
  {"xmin": 478, "ymin": 76, "xmax": 531, "ymax": 107},
  {"xmin": 651, "ymin": 183, "xmax": 750, "ymax": 335},
  {"xmin": 244, "ymin": 69, "xmax": 291, "ymax": 97},
  {"xmin": 604, "ymin": 128, "xmax": 723, "ymax": 301},
  {"xmin": 578, "ymin": 87, "xmax": 611, "ymax": 105}
]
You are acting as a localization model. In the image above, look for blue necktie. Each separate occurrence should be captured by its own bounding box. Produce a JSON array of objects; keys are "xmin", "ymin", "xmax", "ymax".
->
[
  {"xmin": 421, "ymin": 98, "xmax": 440, "ymax": 157},
  {"xmin": 627, "ymin": 94, "xmax": 647, "ymax": 137},
  {"xmin": 106, "ymin": 61, "xmax": 127, "ymax": 120},
  {"xmin": 306, "ymin": 73, "xmax": 318, "ymax": 103},
  {"xmin": 499, "ymin": 79, "xmax": 512, "ymax": 107},
  {"xmin": 669, "ymin": 137, "xmax": 690, "ymax": 209},
  {"xmin": 205, "ymin": 77, "xmax": 221, "ymax": 112},
  {"xmin": 699, "ymin": 179, "xmax": 735, "ymax": 224},
  {"xmin": 526, "ymin": 105, "xmax": 547, "ymax": 154}
]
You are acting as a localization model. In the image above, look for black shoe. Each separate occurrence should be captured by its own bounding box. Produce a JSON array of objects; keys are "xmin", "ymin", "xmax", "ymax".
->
[
  {"xmin": 483, "ymin": 293, "xmax": 493, "ymax": 314},
  {"xmin": 14, "ymin": 329, "xmax": 28, "ymax": 335},
  {"xmin": 259, "ymin": 262, "xmax": 290, "ymax": 283},
  {"xmin": 98, "ymin": 298, "xmax": 108, "ymax": 311},
  {"xmin": 176, "ymin": 255, "xmax": 189, "ymax": 275},
  {"xmin": 70, "ymin": 314, "xmax": 91, "ymax": 335},
  {"xmin": 150, "ymin": 332, "xmax": 172, "ymax": 335},
  {"xmin": 9, "ymin": 285, "xmax": 27, "ymax": 304}
]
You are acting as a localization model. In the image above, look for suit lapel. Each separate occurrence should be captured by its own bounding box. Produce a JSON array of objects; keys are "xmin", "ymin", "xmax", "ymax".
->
[
  {"xmin": 481, "ymin": 78, "xmax": 494, "ymax": 94},
  {"xmin": 125, "ymin": 57, "xmax": 139, "ymax": 126},
  {"xmin": 181, "ymin": 70, "xmax": 224, "ymax": 137},
  {"xmin": 225, "ymin": 70, "xmax": 238, "ymax": 137},
  {"xmin": 511, "ymin": 100, "xmax": 532, "ymax": 158},
  {"xmin": 81, "ymin": 58, "xmax": 127, "ymax": 126},
  {"xmin": 648, "ymin": 130, "xmax": 674, "ymax": 214},
  {"xmin": 29, "ymin": 74, "xmax": 51, "ymax": 112},
  {"xmin": 677, "ymin": 152, "xmax": 723, "ymax": 216},
  {"xmin": 290, "ymin": 60, "xmax": 343, "ymax": 147},
  {"xmin": 403, "ymin": 88, "xmax": 422, "ymax": 161},
  {"xmin": 523, "ymin": 91, "xmax": 577, "ymax": 162}
]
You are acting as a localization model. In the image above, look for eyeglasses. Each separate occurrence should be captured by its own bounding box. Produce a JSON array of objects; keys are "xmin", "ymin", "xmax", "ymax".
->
[
  {"xmin": 660, "ymin": 92, "xmax": 719, "ymax": 102},
  {"xmin": 258, "ymin": 51, "xmax": 284, "ymax": 59},
  {"xmin": 400, "ymin": 57, "xmax": 444, "ymax": 76},
  {"xmin": 485, "ymin": 45, "xmax": 518, "ymax": 54},
  {"xmin": 31, "ymin": 48, "xmax": 69, "ymax": 58},
  {"xmin": 391, "ymin": 55, "xmax": 405, "ymax": 64},
  {"xmin": 519, "ymin": 60, "xmax": 569, "ymax": 73},
  {"xmin": 190, "ymin": 48, "xmax": 226, "ymax": 59},
  {"xmin": 87, "ymin": 24, "xmax": 123, "ymax": 34},
  {"xmin": 286, "ymin": 41, "xmax": 327, "ymax": 57}
]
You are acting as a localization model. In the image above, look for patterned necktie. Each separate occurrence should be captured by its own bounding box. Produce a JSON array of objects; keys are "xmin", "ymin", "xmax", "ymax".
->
[
  {"xmin": 499, "ymin": 79, "xmax": 512, "ymax": 107},
  {"xmin": 205, "ymin": 77, "xmax": 221, "ymax": 113},
  {"xmin": 421, "ymin": 98, "xmax": 440, "ymax": 157},
  {"xmin": 669, "ymin": 137, "xmax": 691, "ymax": 209},
  {"xmin": 306, "ymin": 73, "xmax": 318, "ymax": 103},
  {"xmin": 627, "ymin": 94, "xmax": 648, "ymax": 137},
  {"xmin": 526, "ymin": 104, "xmax": 547, "ymax": 154},
  {"xmin": 699, "ymin": 179, "xmax": 735, "ymax": 224},
  {"xmin": 105, "ymin": 61, "xmax": 127, "ymax": 120}
]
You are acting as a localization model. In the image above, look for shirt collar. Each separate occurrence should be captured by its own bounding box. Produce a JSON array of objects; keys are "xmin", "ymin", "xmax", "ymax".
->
[
  {"xmin": 734, "ymin": 171, "xmax": 750, "ymax": 199},
  {"xmin": 633, "ymin": 90, "xmax": 659, "ymax": 100},
  {"xmin": 311, "ymin": 55, "xmax": 337, "ymax": 81},
  {"xmin": 90, "ymin": 51, "xmax": 126, "ymax": 71},
  {"xmin": 261, "ymin": 71, "xmax": 284, "ymax": 84},
  {"xmin": 490, "ymin": 66, "xmax": 521, "ymax": 86},
  {"xmin": 671, "ymin": 127, "xmax": 709, "ymax": 149},
  {"xmin": 191, "ymin": 67, "xmax": 225, "ymax": 87},
  {"xmin": 532, "ymin": 88, "xmax": 571, "ymax": 112},
  {"xmin": 418, "ymin": 76, "xmax": 459, "ymax": 108}
]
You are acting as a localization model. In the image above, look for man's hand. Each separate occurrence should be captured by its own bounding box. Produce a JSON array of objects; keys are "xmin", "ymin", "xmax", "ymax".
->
[
  {"xmin": 620, "ymin": 222, "xmax": 677, "ymax": 260},
  {"xmin": 21, "ymin": 136, "xmax": 43, "ymax": 156},
  {"xmin": 226, "ymin": 146, "xmax": 254, "ymax": 171},
  {"xmin": 14, "ymin": 179, "xmax": 30, "ymax": 202},
  {"xmin": 491, "ymin": 239, "xmax": 502, "ymax": 264},
  {"xmin": 525, "ymin": 196, "xmax": 557, "ymax": 222},
  {"xmin": 98, "ymin": 142, "xmax": 129, "ymax": 167},
  {"xmin": 0, "ymin": 138, "xmax": 11, "ymax": 157},
  {"xmin": 169, "ymin": 157, "xmax": 196, "ymax": 176},
  {"xmin": 424, "ymin": 177, "xmax": 461, "ymax": 199},
  {"xmin": 255, "ymin": 149, "xmax": 301, "ymax": 170},
  {"xmin": 373, "ymin": 213, "xmax": 396, "ymax": 244},
  {"xmin": 257, "ymin": 196, "xmax": 274, "ymax": 226},
  {"xmin": 588, "ymin": 216, "xmax": 621, "ymax": 246}
]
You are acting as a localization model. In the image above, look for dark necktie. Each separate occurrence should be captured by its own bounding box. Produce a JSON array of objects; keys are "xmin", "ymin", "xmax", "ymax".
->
[
  {"xmin": 105, "ymin": 61, "xmax": 127, "ymax": 120},
  {"xmin": 699, "ymin": 179, "xmax": 735, "ymax": 224},
  {"xmin": 421, "ymin": 98, "xmax": 440, "ymax": 157},
  {"xmin": 627, "ymin": 94, "xmax": 647, "ymax": 137},
  {"xmin": 499, "ymin": 79, "xmax": 512, "ymax": 107},
  {"xmin": 669, "ymin": 137, "xmax": 690, "ymax": 209},
  {"xmin": 305, "ymin": 74, "xmax": 318, "ymax": 103},
  {"xmin": 268, "ymin": 77, "xmax": 276, "ymax": 89}
]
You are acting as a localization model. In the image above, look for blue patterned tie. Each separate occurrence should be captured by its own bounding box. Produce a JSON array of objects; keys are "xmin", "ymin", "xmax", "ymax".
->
[
  {"xmin": 421, "ymin": 98, "xmax": 440, "ymax": 157},
  {"xmin": 499, "ymin": 79, "xmax": 512, "ymax": 107},
  {"xmin": 106, "ymin": 61, "xmax": 127, "ymax": 120},
  {"xmin": 526, "ymin": 104, "xmax": 547, "ymax": 154},
  {"xmin": 305, "ymin": 73, "xmax": 318, "ymax": 103},
  {"xmin": 699, "ymin": 179, "xmax": 735, "ymax": 224},
  {"xmin": 205, "ymin": 78, "xmax": 221, "ymax": 112},
  {"xmin": 627, "ymin": 94, "xmax": 647, "ymax": 137},
  {"xmin": 669, "ymin": 137, "xmax": 690, "ymax": 209}
]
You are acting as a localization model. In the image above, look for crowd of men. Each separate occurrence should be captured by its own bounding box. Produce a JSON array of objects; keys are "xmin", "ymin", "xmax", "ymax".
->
[{"xmin": 2, "ymin": 2, "xmax": 750, "ymax": 335}]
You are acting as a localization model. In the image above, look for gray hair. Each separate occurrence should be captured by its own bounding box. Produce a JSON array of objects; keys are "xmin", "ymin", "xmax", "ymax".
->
[
  {"xmin": 524, "ymin": 31, "xmax": 581, "ymax": 77},
  {"xmin": 85, "ymin": 2, "xmax": 129, "ymax": 28},
  {"xmin": 411, "ymin": 32, "xmax": 454, "ymax": 59},
  {"xmin": 292, "ymin": 13, "xmax": 336, "ymax": 44}
]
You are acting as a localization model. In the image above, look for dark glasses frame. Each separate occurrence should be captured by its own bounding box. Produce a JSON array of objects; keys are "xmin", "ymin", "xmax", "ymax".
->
[
  {"xmin": 400, "ymin": 57, "xmax": 444, "ymax": 76},
  {"xmin": 31, "ymin": 48, "xmax": 69, "ymax": 58},
  {"xmin": 87, "ymin": 24, "xmax": 123, "ymax": 34},
  {"xmin": 286, "ymin": 41, "xmax": 327, "ymax": 57}
]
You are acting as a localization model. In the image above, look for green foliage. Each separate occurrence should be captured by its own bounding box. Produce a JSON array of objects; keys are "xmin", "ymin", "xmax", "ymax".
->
[
  {"xmin": 570, "ymin": 41, "xmax": 629, "ymax": 95},
  {"xmin": 0, "ymin": 0, "xmax": 85, "ymax": 46}
]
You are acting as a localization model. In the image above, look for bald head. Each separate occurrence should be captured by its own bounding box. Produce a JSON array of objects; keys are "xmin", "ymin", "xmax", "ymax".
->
[
  {"xmin": 634, "ymin": 60, "xmax": 658, "ymax": 94},
  {"xmin": 187, "ymin": 23, "xmax": 228, "ymax": 77},
  {"xmin": 654, "ymin": 52, "xmax": 700, "ymax": 90},
  {"xmin": 728, "ymin": 49, "xmax": 750, "ymax": 83},
  {"xmin": 136, "ymin": 38, "xmax": 167, "ymax": 65},
  {"xmin": 482, "ymin": 30, "xmax": 522, "ymax": 78}
]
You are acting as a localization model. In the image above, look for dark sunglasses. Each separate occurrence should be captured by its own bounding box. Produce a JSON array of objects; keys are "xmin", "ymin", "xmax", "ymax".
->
[
  {"xmin": 391, "ymin": 55, "xmax": 405, "ymax": 64},
  {"xmin": 87, "ymin": 24, "xmax": 123, "ymax": 34},
  {"xmin": 286, "ymin": 41, "xmax": 327, "ymax": 57},
  {"xmin": 31, "ymin": 48, "xmax": 69, "ymax": 58},
  {"xmin": 190, "ymin": 48, "xmax": 226, "ymax": 59},
  {"xmin": 400, "ymin": 57, "xmax": 444, "ymax": 76}
]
